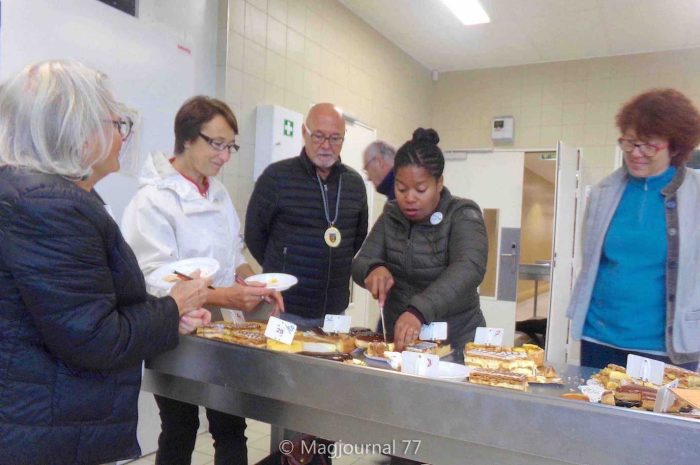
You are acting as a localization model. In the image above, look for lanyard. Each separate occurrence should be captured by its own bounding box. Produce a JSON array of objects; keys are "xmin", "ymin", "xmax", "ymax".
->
[{"xmin": 316, "ymin": 173, "xmax": 342, "ymax": 226}]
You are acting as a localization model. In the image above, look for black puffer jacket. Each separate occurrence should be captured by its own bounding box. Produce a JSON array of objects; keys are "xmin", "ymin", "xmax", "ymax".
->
[
  {"xmin": 0, "ymin": 167, "xmax": 180, "ymax": 465},
  {"xmin": 245, "ymin": 150, "xmax": 368, "ymax": 318},
  {"xmin": 352, "ymin": 188, "xmax": 487, "ymax": 358}
]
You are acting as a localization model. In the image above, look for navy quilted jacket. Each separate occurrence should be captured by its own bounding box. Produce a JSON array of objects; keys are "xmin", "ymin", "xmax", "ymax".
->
[
  {"xmin": 245, "ymin": 150, "xmax": 368, "ymax": 318},
  {"xmin": 0, "ymin": 167, "xmax": 180, "ymax": 465}
]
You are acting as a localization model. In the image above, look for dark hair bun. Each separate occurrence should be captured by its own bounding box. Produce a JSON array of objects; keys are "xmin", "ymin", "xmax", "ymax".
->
[{"xmin": 412, "ymin": 128, "xmax": 439, "ymax": 146}]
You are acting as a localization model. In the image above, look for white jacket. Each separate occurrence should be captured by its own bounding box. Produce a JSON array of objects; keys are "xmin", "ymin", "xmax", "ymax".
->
[{"xmin": 121, "ymin": 152, "xmax": 246, "ymax": 295}]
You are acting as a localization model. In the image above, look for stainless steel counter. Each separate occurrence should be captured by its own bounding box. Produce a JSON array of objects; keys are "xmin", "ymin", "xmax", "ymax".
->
[{"xmin": 143, "ymin": 336, "xmax": 700, "ymax": 465}]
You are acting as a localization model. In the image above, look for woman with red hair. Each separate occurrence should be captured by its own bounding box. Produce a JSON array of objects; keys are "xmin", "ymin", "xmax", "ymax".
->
[{"xmin": 567, "ymin": 88, "xmax": 700, "ymax": 370}]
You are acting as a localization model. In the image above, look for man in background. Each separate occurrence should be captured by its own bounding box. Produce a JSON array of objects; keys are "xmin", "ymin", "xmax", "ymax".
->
[
  {"xmin": 363, "ymin": 140, "xmax": 396, "ymax": 199},
  {"xmin": 245, "ymin": 102, "xmax": 368, "ymax": 328}
]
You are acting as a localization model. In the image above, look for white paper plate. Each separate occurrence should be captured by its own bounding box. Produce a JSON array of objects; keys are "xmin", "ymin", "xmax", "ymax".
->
[
  {"xmin": 245, "ymin": 273, "xmax": 298, "ymax": 291},
  {"xmin": 147, "ymin": 257, "xmax": 220, "ymax": 291}
]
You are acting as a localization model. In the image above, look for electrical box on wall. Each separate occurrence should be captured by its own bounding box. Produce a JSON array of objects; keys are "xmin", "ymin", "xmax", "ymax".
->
[
  {"xmin": 491, "ymin": 116, "xmax": 514, "ymax": 142},
  {"xmin": 254, "ymin": 105, "xmax": 304, "ymax": 180}
]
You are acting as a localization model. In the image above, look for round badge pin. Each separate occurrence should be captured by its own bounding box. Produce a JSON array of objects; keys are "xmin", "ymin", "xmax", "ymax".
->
[
  {"xmin": 430, "ymin": 212, "xmax": 443, "ymax": 225},
  {"xmin": 324, "ymin": 226, "xmax": 342, "ymax": 248}
]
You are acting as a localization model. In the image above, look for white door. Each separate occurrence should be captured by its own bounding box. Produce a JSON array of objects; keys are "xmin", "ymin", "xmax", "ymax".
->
[
  {"xmin": 545, "ymin": 142, "xmax": 581, "ymax": 363},
  {"xmin": 339, "ymin": 118, "xmax": 378, "ymax": 328},
  {"xmin": 443, "ymin": 150, "xmax": 525, "ymax": 346}
]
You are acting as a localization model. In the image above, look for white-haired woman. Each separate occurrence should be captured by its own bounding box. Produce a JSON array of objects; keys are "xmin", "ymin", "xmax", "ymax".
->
[{"xmin": 0, "ymin": 60, "xmax": 211, "ymax": 465}]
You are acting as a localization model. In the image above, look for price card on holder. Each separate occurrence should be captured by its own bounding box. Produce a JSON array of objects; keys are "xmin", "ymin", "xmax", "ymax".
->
[
  {"xmin": 419, "ymin": 322, "xmax": 447, "ymax": 341},
  {"xmin": 322, "ymin": 314, "xmax": 351, "ymax": 334},
  {"xmin": 474, "ymin": 327, "xmax": 504, "ymax": 346},
  {"xmin": 265, "ymin": 316, "xmax": 297, "ymax": 345},
  {"xmin": 626, "ymin": 354, "xmax": 665, "ymax": 385},
  {"xmin": 401, "ymin": 351, "xmax": 440, "ymax": 378},
  {"xmin": 654, "ymin": 379, "xmax": 680, "ymax": 413},
  {"xmin": 221, "ymin": 309, "xmax": 246, "ymax": 324}
]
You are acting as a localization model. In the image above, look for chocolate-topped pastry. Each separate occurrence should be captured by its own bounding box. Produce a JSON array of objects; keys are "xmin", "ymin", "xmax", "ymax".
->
[
  {"xmin": 349, "ymin": 327, "xmax": 373, "ymax": 336},
  {"xmin": 354, "ymin": 332, "xmax": 391, "ymax": 349}
]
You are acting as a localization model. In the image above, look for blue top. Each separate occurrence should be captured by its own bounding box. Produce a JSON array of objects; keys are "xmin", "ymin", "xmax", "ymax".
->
[
  {"xmin": 583, "ymin": 166, "xmax": 676, "ymax": 352},
  {"xmin": 377, "ymin": 169, "xmax": 395, "ymax": 200}
]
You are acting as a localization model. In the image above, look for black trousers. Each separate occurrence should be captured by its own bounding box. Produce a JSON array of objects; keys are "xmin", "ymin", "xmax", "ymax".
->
[{"xmin": 154, "ymin": 394, "xmax": 248, "ymax": 465}]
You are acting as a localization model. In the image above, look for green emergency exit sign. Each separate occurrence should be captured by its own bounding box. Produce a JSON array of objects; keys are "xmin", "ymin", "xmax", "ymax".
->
[{"xmin": 283, "ymin": 119, "xmax": 294, "ymax": 137}]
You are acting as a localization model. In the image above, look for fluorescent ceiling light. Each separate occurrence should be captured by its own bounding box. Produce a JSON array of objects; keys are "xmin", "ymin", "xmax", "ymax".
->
[{"xmin": 441, "ymin": 0, "xmax": 491, "ymax": 26}]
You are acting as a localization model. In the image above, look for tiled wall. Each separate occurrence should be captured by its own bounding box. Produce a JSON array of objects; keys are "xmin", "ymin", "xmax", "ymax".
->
[
  {"xmin": 216, "ymin": 0, "xmax": 433, "ymax": 218},
  {"xmin": 432, "ymin": 47, "xmax": 700, "ymax": 188}
]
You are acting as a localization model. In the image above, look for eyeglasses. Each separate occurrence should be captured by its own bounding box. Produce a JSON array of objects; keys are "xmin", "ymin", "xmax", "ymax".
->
[
  {"xmin": 617, "ymin": 138, "xmax": 668, "ymax": 157},
  {"xmin": 307, "ymin": 131, "xmax": 344, "ymax": 147},
  {"xmin": 363, "ymin": 157, "xmax": 379, "ymax": 171},
  {"xmin": 199, "ymin": 132, "xmax": 240, "ymax": 154},
  {"xmin": 110, "ymin": 116, "xmax": 134, "ymax": 141}
]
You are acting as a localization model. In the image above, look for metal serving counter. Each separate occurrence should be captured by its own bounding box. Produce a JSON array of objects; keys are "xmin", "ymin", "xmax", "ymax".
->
[{"xmin": 143, "ymin": 336, "xmax": 700, "ymax": 465}]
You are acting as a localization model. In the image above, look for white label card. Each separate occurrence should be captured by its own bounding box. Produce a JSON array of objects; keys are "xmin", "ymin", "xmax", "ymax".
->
[
  {"xmin": 401, "ymin": 351, "xmax": 440, "ymax": 378},
  {"xmin": 265, "ymin": 316, "xmax": 297, "ymax": 345},
  {"xmin": 654, "ymin": 379, "xmax": 680, "ymax": 413},
  {"xmin": 322, "ymin": 314, "xmax": 351, "ymax": 334},
  {"xmin": 419, "ymin": 322, "xmax": 447, "ymax": 341},
  {"xmin": 626, "ymin": 354, "xmax": 665, "ymax": 385},
  {"xmin": 474, "ymin": 327, "xmax": 504, "ymax": 346},
  {"xmin": 221, "ymin": 309, "xmax": 246, "ymax": 324}
]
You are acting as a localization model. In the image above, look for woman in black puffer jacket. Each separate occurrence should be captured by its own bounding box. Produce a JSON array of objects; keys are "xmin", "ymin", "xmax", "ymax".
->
[
  {"xmin": 0, "ymin": 60, "xmax": 211, "ymax": 465},
  {"xmin": 352, "ymin": 128, "xmax": 488, "ymax": 364}
]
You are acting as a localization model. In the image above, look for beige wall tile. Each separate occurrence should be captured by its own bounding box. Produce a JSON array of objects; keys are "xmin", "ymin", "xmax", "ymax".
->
[
  {"xmin": 265, "ymin": 50, "xmax": 286, "ymax": 87},
  {"xmin": 517, "ymin": 126, "xmax": 541, "ymax": 147},
  {"xmin": 268, "ymin": 0, "xmax": 287, "ymax": 24},
  {"xmin": 266, "ymin": 16, "xmax": 286, "ymax": 55},
  {"xmin": 244, "ymin": 39, "xmax": 266, "ymax": 79},
  {"xmin": 561, "ymin": 124, "xmax": 584, "ymax": 146},
  {"xmin": 541, "ymin": 104, "xmax": 562, "ymax": 126},
  {"xmin": 245, "ymin": 4, "xmax": 267, "ymax": 47},
  {"xmin": 540, "ymin": 125, "xmax": 562, "ymax": 147},
  {"xmin": 286, "ymin": 28, "xmax": 305, "ymax": 64},
  {"xmin": 520, "ymin": 105, "xmax": 542, "ymax": 128},
  {"xmin": 287, "ymin": 0, "xmax": 306, "ymax": 34},
  {"xmin": 229, "ymin": 0, "xmax": 245, "ymax": 35},
  {"xmin": 227, "ymin": 33, "xmax": 245, "ymax": 70},
  {"xmin": 541, "ymin": 82, "xmax": 563, "ymax": 105},
  {"xmin": 584, "ymin": 124, "xmax": 609, "ymax": 146},
  {"xmin": 304, "ymin": 39, "xmax": 322, "ymax": 73},
  {"xmin": 226, "ymin": 68, "xmax": 244, "ymax": 104},
  {"xmin": 561, "ymin": 103, "xmax": 585, "ymax": 125},
  {"xmin": 247, "ymin": 0, "xmax": 267, "ymax": 13}
]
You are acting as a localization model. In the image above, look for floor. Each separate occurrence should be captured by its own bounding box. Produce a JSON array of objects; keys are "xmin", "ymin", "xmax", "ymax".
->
[
  {"xmin": 515, "ymin": 290, "xmax": 550, "ymax": 322},
  {"xmin": 126, "ymin": 419, "xmax": 391, "ymax": 465}
]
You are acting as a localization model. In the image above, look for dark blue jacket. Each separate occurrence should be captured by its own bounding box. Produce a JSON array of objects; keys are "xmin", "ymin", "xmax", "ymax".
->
[
  {"xmin": 0, "ymin": 167, "xmax": 180, "ymax": 465},
  {"xmin": 245, "ymin": 150, "xmax": 368, "ymax": 318}
]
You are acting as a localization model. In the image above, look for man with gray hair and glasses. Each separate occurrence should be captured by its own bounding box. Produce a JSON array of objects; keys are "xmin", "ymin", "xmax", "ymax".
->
[{"xmin": 363, "ymin": 140, "xmax": 396, "ymax": 199}]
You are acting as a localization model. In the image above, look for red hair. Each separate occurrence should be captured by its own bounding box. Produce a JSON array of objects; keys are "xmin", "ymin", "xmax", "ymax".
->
[{"xmin": 616, "ymin": 89, "xmax": 700, "ymax": 166}]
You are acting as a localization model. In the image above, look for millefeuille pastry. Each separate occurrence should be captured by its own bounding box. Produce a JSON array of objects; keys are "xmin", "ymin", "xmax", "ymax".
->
[{"xmin": 468, "ymin": 368, "xmax": 529, "ymax": 391}]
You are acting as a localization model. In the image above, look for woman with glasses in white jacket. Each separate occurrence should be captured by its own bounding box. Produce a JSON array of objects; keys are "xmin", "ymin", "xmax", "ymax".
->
[{"xmin": 121, "ymin": 96, "xmax": 283, "ymax": 465}]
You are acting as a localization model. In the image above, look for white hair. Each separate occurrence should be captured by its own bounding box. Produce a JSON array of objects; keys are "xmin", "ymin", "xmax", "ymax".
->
[
  {"xmin": 0, "ymin": 60, "xmax": 125, "ymax": 179},
  {"xmin": 365, "ymin": 140, "xmax": 396, "ymax": 164}
]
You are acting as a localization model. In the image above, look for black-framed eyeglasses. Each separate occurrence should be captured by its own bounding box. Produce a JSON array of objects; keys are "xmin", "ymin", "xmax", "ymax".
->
[
  {"xmin": 308, "ymin": 132, "xmax": 344, "ymax": 147},
  {"xmin": 363, "ymin": 157, "xmax": 379, "ymax": 171},
  {"xmin": 617, "ymin": 138, "xmax": 668, "ymax": 157},
  {"xmin": 110, "ymin": 116, "xmax": 133, "ymax": 141},
  {"xmin": 199, "ymin": 132, "xmax": 240, "ymax": 154}
]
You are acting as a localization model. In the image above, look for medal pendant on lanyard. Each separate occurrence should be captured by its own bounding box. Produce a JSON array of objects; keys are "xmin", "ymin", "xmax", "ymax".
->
[{"xmin": 317, "ymin": 173, "xmax": 342, "ymax": 248}]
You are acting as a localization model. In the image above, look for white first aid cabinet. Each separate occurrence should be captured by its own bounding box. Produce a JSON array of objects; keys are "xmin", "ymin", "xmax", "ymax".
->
[{"xmin": 254, "ymin": 105, "xmax": 304, "ymax": 180}]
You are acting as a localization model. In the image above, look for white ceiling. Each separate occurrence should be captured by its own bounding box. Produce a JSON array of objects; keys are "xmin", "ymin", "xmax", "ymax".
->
[{"xmin": 339, "ymin": 0, "xmax": 700, "ymax": 72}]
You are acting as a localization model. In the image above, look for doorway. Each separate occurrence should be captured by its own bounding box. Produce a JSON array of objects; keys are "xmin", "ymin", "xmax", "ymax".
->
[
  {"xmin": 443, "ymin": 143, "xmax": 580, "ymax": 358},
  {"xmin": 338, "ymin": 117, "xmax": 379, "ymax": 328},
  {"xmin": 516, "ymin": 152, "xmax": 556, "ymax": 323}
]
